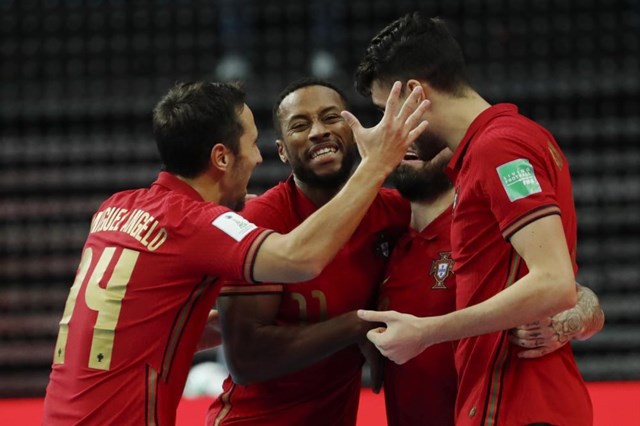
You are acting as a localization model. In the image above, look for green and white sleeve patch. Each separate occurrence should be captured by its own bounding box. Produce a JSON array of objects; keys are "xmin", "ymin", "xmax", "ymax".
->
[{"xmin": 496, "ymin": 158, "xmax": 542, "ymax": 201}]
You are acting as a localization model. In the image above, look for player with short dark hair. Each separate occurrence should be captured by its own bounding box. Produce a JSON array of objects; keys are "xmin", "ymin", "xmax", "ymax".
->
[
  {"xmin": 206, "ymin": 78, "xmax": 409, "ymax": 426},
  {"xmin": 380, "ymin": 142, "xmax": 603, "ymax": 426},
  {"xmin": 356, "ymin": 13, "xmax": 602, "ymax": 426},
  {"xmin": 41, "ymin": 80, "xmax": 429, "ymax": 425}
]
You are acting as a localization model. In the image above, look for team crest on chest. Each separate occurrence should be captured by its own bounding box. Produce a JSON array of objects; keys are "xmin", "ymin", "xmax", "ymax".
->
[{"xmin": 430, "ymin": 252, "xmax": 454, "ymax": 289}]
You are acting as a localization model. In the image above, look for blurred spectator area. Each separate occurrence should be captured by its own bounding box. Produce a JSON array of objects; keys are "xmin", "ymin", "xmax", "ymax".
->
[{"xmin": 1, "ymin": 0, "xmax": 639, "ymax": 396}]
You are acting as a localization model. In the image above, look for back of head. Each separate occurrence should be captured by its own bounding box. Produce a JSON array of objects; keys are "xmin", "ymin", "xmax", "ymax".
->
[
  {"xmin": 272, "ymin": 77, "xmax": 350, "ymax": 138},
  {"xmin": 153, "ymin": 81, "xmax": 246, "ymax": 178},
  {"xmin": 355, "ymin": 12, "xmax": 469, "ymax": 97}
]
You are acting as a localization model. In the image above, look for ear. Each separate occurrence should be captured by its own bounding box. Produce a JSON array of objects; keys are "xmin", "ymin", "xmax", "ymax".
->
[
  {"xmin": 406, "ymin": 79, "xmax": 429, "ymax": 100},
  {"xmin": 210, "ymin": 143, "xmax": 233, "ymax": 172},
  {"xmin": 275, "ymin": 139, "xmax": 288, "ymax": 164}
]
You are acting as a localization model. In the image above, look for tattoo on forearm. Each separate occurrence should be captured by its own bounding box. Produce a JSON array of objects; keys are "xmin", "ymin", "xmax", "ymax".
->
[
  {"xmin": 551, "ymin": 285, "xmax": 604, "ymax": 342},
  {"xmin": 575, "ymin": 286, "xmax": 605, "ymax": 340}
]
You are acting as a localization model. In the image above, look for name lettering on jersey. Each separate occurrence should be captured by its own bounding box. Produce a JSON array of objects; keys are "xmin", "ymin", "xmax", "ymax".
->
[
  {"xmin": 212, "ymin": 212, "xmax": 257, "ymax": 242},
  {"xmin": 430, "ymin": 252, "xmax": 454, "ymax": 289},
  {"xmin": 496, "ymin": 158, "xmax": 542, "ymax": 202},
  {"xmin": 89, "ymin": 207, "xmax": 168, "ymax": 251}
]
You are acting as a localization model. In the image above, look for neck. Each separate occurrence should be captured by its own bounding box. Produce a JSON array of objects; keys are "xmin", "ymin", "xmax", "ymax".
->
[
  {"xmin": 409, "ymin": 187, "xmax": 455, "ymax": 232},
  {"xmin": 176, "ymin": 173, "xmax": 222, "ymax": 203},
  {"xmin": 434, "ymin": 89, "xmax": 491, "ymax": 152},
  {"xmin": 293, "ymin": 175, "xmax": 344, "ymax": 207}
]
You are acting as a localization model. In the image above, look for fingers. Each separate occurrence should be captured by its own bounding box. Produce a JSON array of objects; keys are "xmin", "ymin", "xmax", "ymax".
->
[
  {"xmin": 381, "ymin": 81, "xmax": 402, "ymax": 120},
  {"xmin": 208, "ymin": 309, "xmax": 219, "ymax": 321},
  {"xmin": 366, "ymin": 327, "xmax": 387, "ymax": 347},
  {"xmin": 508, "ymin": 334, "xmax": 546, "ymax": 348},
  {"xmin": 395, "ymin": 84, "xmax": 424, "ymax": 122},
  {"xmin": 358, "ymin": 309, "xmax": 395, "ymax": 324},
  {"xmin": 340, "ymin": 110, "xmax": 363, "ymax": 133},
  {"xmin": 406, "ymin": 116, "xmax": 429, "ymax": 143}
]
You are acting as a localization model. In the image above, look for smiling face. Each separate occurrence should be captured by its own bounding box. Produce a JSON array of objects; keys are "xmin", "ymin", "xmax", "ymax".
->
[{"xmin": 276, "ymin": 85, "xmax": 357, "ymax": 189}]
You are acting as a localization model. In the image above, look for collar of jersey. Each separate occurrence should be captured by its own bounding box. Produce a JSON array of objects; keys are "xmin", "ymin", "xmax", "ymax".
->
[
  {"xmin": 446, "ymin": 103, "xmax": 518, "ymax": 179},
  {"xmin": 153, "ymin": 171, "xmax": 204, "ymax": 201}
]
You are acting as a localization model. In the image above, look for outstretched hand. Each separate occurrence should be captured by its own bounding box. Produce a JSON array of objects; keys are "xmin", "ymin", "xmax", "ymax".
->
[
  {"xmin": 341, "ymin": 81, "xmax": 430, "ymax": 175},
  {"xmin": 357, "ymin": 309, "xmax": 431, "ymax": 365}
]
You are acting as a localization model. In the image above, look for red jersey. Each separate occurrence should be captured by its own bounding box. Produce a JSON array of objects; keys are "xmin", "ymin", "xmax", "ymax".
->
[
  {"xmin": 208, "ymin": 176, "xmax": 409, "ymax": 426},
  {"xmin": 445, "ymin": 104, "xmax": 592, "ymax": 426},
  {"xmin": 42, "ymin": 172, "xmax": 271, "ymax": 426},
  {"xmin": 379, "ymin": 206, "xmax": 457, "ymax": 426}
]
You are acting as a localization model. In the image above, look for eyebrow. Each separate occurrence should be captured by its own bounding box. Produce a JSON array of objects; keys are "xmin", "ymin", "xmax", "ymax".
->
[{"xmin": 287, "ymin": 106, "xmax": 342, "ymax": 123}]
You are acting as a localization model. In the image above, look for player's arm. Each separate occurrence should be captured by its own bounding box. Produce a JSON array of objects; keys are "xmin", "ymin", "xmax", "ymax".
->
[
  {"xmin": 509, "ymin": 283, "xmax": 604, "ymax": 358},
  {"xmin": 217, "ymin": 293, "xmax": 373, "ymax": 385},
  {"xmin": 359, "ymin": 215, "xmax": 578, "ymax": 364},
  {"xmin": 196, "ymin": 309, "xmax": 222, "ymax": 352},
  {"xmin": 252, "ymin": 83, "xmax": 429, "ymax": 284}
]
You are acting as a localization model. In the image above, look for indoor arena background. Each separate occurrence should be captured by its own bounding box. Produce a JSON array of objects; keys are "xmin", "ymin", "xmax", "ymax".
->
[{"xmin": 1, "ymin": 0, "xmax": 639, "ymax": 424}]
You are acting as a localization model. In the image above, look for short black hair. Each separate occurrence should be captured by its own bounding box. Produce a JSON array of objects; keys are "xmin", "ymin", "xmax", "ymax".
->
[
  {"xmin": 355, "ymin": 12, "xmax": 469, "ymax": 97},
  {"xmin": 272, "ymin": 77, "xmax": 349, "ymax": 138},
  {"xmin": 152, "ymin": 81, "xmax": 246, "ymax": 178}
]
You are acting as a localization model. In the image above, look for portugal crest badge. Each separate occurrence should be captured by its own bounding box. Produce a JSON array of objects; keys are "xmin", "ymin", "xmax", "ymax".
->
[{"xmin": 430, "ymin": 252, "xmax": 454, "ymax": 289}]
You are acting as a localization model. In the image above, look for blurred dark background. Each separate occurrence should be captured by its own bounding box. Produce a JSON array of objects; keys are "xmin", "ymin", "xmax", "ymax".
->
[{"xmin": 1, "ymin": 0, "xmax": 639, "ymax": 397}]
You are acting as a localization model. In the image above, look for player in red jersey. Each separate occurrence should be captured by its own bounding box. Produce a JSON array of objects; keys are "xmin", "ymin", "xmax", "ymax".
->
[
  {"xmin": 205, "ymin": 79, "xmax": 409, "ymax": 426},
  {"xmin": 354, "ymin": 13, "xmax": 605, "ymax": 426},
  {"xmin": 379, "ymin": 142, "xmax": 458, "ymax": 426},
  {"xmin": 41, "ymin": 80, "xmax": 430, "ymax": 425},
  {"xmin": 380, "ymin": 142, "xmax": 603, "ymax": 426}
]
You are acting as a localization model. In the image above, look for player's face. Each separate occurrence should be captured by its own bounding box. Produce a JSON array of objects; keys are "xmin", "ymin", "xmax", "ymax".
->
[
  {"xmin": 276, "ymin": 85, "xmax": 357, "ymax": 189},
  {"xmin": 370, "ymin": 81, "xmax": 453, "ymax": 201},
  {"xmin": 224, "ymin": 104, "xmax": 262, "ymax": 211},
  {"xmin": 389, "ymin": 141, "xmax": 453, "ymax": 202},
  {"xmin": 370, "ymin": 80, "xmax": 448, "ymax": 164}
]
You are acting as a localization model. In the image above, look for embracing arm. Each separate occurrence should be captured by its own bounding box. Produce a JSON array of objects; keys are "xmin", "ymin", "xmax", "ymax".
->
[
  {"xmin": 360, "ymin": 215, "xmax": 578, "ymax": 364},
  {"xmin": 510, "ymin": 282, "xmax": 605, "ymax": 358},
  {"xmin": 433, "ymin": 214, "xmax": 577, "ymax": 339},
  {"xmin": 218, "ymin": 293, "xmax": 372, "ymax": 385}
]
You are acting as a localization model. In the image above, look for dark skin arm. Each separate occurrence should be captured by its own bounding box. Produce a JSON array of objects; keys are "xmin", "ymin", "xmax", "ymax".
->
[{"xmin": 217, "ymin": 293, "xmax": 375, "ymax": 386}]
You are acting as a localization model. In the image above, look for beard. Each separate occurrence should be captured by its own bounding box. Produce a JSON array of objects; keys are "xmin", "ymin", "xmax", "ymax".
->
[
  {"xmin": 390, "ymin": 131, "xmax": 453, "ymax": 202},
  {"xmin": 289, "ymin": 144, "xmax": 358, "ymax": 190},
  {"xmin": 390, "ymin": 160, "xmax": 452, "ymax": 202}
]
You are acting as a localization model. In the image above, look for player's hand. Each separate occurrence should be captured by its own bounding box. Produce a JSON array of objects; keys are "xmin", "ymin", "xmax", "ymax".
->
[
  {"xmin": 357, "ymin": 309, "xmax": 431, "ymax": 365},
  {"xmin": 196, "ymin": 309, "xmax": 222, "ymax": 351},
  {"xmin": 341, "ymin": 81, "xmax": 430, "ymax": 176},
  {"xmin": 509, "ymin": 313, "xmax": 578, "ymax": 358},
  {"xmin": 359, "ymin": 339, "xmax": 385, "ymax": 394}
]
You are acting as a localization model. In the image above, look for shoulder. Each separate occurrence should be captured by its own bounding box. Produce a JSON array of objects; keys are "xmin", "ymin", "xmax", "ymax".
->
[{"xmin": 363, "ymin": 188, "xmax": 410, "ymax": 227}]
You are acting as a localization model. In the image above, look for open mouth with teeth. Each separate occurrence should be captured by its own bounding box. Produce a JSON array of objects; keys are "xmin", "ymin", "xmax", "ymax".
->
[
  {"xmin": 403, "ymin": 150, "xmax": 420, "ymax": 161},
  {"xmin": 308, "ymin": 143, "xmax": 341, "ymax": 161}
]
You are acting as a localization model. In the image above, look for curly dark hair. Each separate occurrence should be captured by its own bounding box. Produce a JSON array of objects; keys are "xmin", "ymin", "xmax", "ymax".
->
[{"xmin": 355, "ymin": 12, "xmax": 469, "ymax": 97}]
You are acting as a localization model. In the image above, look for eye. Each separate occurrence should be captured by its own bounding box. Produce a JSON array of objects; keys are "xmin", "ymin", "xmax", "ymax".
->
[
  {"xmin": 289, "ymin": 122, "xmax": 309, "ymax": 132},
  {"xmin": 323, "ymin": 114, "xmax": 342, "ymax": 123}
]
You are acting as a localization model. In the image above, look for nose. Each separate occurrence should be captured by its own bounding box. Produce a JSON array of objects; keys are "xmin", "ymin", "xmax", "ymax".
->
[
  {"xmin": 309, "ymin": 119, "xmax": 330, "ymax": 142},
  {"xmin": 255, "ymin": 145, "xmax": 263, "ymax": 165}
]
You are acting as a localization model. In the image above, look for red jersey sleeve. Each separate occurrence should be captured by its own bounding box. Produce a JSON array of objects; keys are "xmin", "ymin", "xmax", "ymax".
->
[
  {"xmin": 472, "ymin": 126, "xmax": 562, "ymax": 240},
  {"xmin": 219, "ymin": 196, "xmax": 288, "ymax": 295},
  {"xmin": 183, "ymin": 204, "xmax": 274, "ymax": 283}
]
